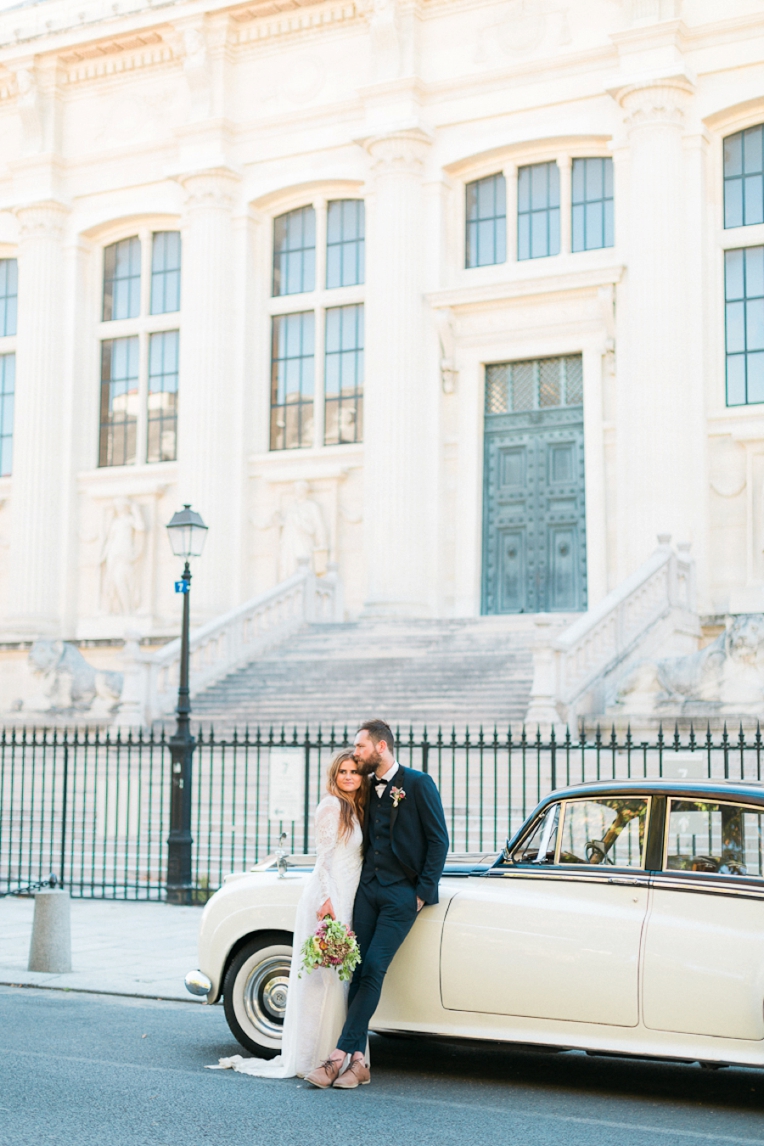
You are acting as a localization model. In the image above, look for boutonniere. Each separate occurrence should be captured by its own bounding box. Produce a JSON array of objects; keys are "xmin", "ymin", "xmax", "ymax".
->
[{"xmin": 390, "ymin": 786, "xmax": 406, "ymax": 808}]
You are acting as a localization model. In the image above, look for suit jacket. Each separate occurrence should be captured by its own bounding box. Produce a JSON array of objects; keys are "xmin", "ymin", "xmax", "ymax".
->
[{"xmin": 362, "ymin": 765, "xmax": 449, "ymax": 905}]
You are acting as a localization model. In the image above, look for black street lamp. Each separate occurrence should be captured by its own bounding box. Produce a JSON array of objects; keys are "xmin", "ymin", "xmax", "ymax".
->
[{"xmin": 165, "ymin": 504, "xmax": 208, "ymax": 905}]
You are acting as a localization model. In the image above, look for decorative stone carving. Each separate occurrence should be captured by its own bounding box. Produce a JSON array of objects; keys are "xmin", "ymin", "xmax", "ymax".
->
[
  {"xmin": 25, "ymin": 640, "xmax": 123, "ymax": 714},
  {"xmin": 178, "ymin": 167, "xmax": 239, "ymax": 212},
  {"xmin": 14, "ymin": 65, "xmax": 42, "ymax": 154},
  {"xmin": 363, "ymin": 0, "xmax": 400, "ymax": 81},
  {"xmin": 278, "ymin": 481, "xmax": 329, "ymax": 580},
  {"xmin": 618, "ymin": 79, "xmax": 693, "ymax": 131},
  {"xmin": 434, "ymin": 307, "xmax": 457, "ymax": 394},
  {"xmin": 615, "ymin": 615, "xmax": 764, "ymax": 714},
  {"xmin": 99, "ymin": 498, "xmax": 146, "ymax": 615},
  {"xmin": 365, "ymin": 128, "xmax": 431, "ymax": 176}
]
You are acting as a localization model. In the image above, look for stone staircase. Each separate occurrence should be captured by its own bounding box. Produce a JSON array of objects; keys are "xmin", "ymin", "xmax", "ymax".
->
[{"xmin": 190, "ymin": 615, "xmax": 553, "ymax": 732}]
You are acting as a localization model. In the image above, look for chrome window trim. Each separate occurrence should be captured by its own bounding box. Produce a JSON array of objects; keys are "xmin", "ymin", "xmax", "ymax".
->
[
  {"xmin": 662, "ymin": 794, "xmax": 764, "ymax": 883},
  {"xmin": 554, "ymin": 795, "xmax": 652, "ymax": 870}
]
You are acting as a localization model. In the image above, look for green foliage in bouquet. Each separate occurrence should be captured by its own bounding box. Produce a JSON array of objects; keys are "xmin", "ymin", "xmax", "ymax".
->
[{"xmin": 300, "ymin": 916, "xmax": 362, "ymax": 982}]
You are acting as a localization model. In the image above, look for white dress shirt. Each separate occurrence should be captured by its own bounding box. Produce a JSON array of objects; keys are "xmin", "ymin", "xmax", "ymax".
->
[{"xmin": 374, "ymin": 760, "xmax": 399, "ymax": 799}]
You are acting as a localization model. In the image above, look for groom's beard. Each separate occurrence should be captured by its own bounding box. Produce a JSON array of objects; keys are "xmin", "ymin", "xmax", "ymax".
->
[{"xmin": 355, "ymin": 750, "xmax": 381, "ymax": 777}]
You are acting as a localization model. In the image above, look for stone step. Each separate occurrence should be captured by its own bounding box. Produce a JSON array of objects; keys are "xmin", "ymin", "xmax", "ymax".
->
[{"xmin": 189, "ymin": 615, "xmax": 562, "ymax": 731}]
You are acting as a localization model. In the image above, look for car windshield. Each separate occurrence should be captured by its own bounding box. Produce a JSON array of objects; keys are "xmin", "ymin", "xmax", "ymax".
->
[{"xmin": 666, "ymin": 799, "xmax": 764, "ymax": 877}]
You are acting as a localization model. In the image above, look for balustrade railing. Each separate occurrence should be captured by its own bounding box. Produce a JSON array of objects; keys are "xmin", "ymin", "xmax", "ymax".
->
[
  {"xmin": 526, "ymin": 539, "xmax": 698, "ymax": 725},
  {"xmin": 121, "ymin": 562, "xmax": 343, "ymax": 726}
]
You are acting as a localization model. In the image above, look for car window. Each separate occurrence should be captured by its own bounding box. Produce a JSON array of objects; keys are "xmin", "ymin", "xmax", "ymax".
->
[
  {"xmin": 666, "ymin": 799, "xmax": 764, "ymax": 878},
  {"xmin": 558, "ymin": 798, "xmax": 648, "ymax": 868},
  {"xmin": 508, "ymin": 803, "xmax": 560, "ymax": 864}
]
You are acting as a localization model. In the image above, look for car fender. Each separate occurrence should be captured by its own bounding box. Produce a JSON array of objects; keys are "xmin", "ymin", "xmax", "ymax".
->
[{"xmin": 198, "ymin": 871, "xmax": 307, "ymax": 1002}]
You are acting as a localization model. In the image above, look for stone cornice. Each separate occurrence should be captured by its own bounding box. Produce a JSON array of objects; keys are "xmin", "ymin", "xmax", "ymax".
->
[{"xmin": 426, "ymin": 264, "xmax": 624, "ymax": 311}]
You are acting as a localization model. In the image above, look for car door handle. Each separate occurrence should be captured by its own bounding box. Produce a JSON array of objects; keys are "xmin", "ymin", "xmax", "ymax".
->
[{"xmin": 607, "ymin": 877, "xmax": 649, "ymax": 887}]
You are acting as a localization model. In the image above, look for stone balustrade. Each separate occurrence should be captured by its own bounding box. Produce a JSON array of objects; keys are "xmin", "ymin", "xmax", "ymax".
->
[
  {"xmin": 526, "ymin": 539, "xmax": 698, "ymax": 727},
  {"xmin": 117, "ymin": 561, "xmax": 343, "ymax": 727}
]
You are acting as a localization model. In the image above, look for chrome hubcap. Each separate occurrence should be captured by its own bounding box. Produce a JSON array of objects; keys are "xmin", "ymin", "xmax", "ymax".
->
[{"xmin": 243, "ymin": 954, "xmax": 292, "ymax": 1040}]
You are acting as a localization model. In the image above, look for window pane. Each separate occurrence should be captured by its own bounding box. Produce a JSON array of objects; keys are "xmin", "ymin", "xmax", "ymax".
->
[
  {"xmin": 465, "ymin": 173, "xmax": 506, "ymax": 268},
  {"xmin": 270, "ymin": 312, "xmax": 314, "ymax": 449},
  {"xmin": 725, "ymin": 125, "xmax": 764, "ymax": 230},
  {"xmin": 273, "ymin": 206, "xmax": 316, "ymax": 296},
  {"xmin": 0, "ymin": 259, "xmax": 17, "ymax": 338},
  {"xmin": 726, "ymin": 244, "xmax": 764, "ymax": 406},
  {"xmin": 666, "ymin": 799, "xmax": 764, "ymax": 878},
  {"xmin": 99, "ymin": 336, "xmax": 139, "ymax": 466},
  {"xmin": 150, "ymin": 232, "xmax": 181, "ymax": 315},
  {"xmin": 326, "ymin": 200, "xmax": 365, "ymax": 288},
  {"xmin": 147, "ymin": 330, "xmax": 179, "ymax": 463},
  {"xmin": 559, "ymin": 798, "xmax": 648, "ymax": 868},
  {"xmin": 724, "ymin": 132, "xmax": 743, "ymax": 178},
  {"xmin": 726, "ymin": 354, "xmax": 746, "ymax": 405},
  {"xmin": 744, "ymin": 174, "xmax": 764, "ymax": 226},
  {"xmin": 724, "ymin": 179, "xmax": 743, "ymax": 229},
  {"xmin": 324, "ymin": 303, "xmax": 363, "ymax": 445},
  {"xmin": 725, "ymin": 248, "xmax": 745, "ymax": 300},
  {"xmin": 103, "ymin": 237, "xmax": 140, "ymax": 321},
  {"xmin": 0, "ymin": 353, "xmax": 14, "ymax": 476},
  {"xmin": 746, "ymin": 245, "xmax": 764, "ymax": 297},
  {"xmin": 518, "ymin": 162, "xmax": 562, "ymax": 260},
  {"xmin": 485, "ymin": 355, "xmax": 583, "ymax": 414},
  {"xmin": 570, "ymin": 158, "xmax": 614, "ymax": 252},
  {"xmin": 509, "ymin": 803, "xmax": 560, "ymax": 864},
  {"xmin": 748, "ymin": 351, "xmax": 764, "ymax": 403}
]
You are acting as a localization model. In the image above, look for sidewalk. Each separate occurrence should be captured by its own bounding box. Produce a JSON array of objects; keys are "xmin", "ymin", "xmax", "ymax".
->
[{"xmin": 0, "ymin": 895, "xmax": 205, "ymax": 1001}]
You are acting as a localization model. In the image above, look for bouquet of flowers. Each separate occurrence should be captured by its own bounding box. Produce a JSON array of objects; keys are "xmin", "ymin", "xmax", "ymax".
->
[{"xmin": 300, "ymin": 916, "xmax": 361, "ymax": 982}]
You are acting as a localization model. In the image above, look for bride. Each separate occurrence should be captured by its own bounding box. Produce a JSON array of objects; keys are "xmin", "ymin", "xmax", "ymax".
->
[{"xmin": 209, "ymin": 749, "xmax": 367, "ymax": 1078}]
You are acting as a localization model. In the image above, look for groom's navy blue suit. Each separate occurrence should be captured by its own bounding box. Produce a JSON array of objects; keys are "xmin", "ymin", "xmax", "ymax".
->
[{"xmin": 337, "ymin": 765, "xmax": 449, "ymax": 1055}]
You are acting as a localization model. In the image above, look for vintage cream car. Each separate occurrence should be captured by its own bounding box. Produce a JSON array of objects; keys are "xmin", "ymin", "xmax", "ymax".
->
[{"xmin": 186, "ymin": 779, "xmax": 764, "ymax": 1069}]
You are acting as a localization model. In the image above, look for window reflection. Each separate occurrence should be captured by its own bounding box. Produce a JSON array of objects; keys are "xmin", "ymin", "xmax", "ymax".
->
[
  {"xmin": 666, "ymin": 799, "xmax": 764, "ymax": 877},
  {"xmin": 559, "ymin": 798, "xmax": 648, "ymax": 868}
]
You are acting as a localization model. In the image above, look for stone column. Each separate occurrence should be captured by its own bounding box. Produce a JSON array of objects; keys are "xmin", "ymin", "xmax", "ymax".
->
[
  {"xmin": 615, "ymin": 79, "xmax": 702, "ymax": 576},
  {"xmin": 177, "ymin": 168, "xmax": 240, "ymax": 618},
  {"xmin": 7, "ymin": 200, "xmax": 69, "ymax": 636},
  {"xmin": 362, "ymin": 129, "xmax": 433, "ymax": 615}
]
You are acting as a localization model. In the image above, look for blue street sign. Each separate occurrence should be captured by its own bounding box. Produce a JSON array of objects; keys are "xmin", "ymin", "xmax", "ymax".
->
[{"xmin": 175, "ymin": 580, "xmax": 190, "ymax": 594}]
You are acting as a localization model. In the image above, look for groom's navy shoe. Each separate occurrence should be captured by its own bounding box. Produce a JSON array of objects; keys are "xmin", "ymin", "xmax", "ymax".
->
[
  {"xmin": 333, "ymin": 1058, "xmax": 370, "ymax": 1089},
  {"xmin": 304, "ymin": 1057, "xmax": 345, "ymax": 1089}
]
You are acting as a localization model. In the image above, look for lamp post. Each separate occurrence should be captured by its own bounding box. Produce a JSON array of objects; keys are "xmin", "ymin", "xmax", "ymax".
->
[{"xmin": 165, "ymin": 504, "xmax": 208, "ymax": 905}]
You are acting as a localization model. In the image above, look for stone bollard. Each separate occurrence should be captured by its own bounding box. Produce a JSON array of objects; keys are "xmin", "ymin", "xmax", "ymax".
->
[{"xmin": 28, "ymin": 889, "xmax": 72, "ymax": 973}]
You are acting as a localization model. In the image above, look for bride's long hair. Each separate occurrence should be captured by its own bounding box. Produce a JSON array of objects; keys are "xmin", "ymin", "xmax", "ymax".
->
[{"xmin": 326, "ymin": 749, "xmax": 367, "ymax": 841}]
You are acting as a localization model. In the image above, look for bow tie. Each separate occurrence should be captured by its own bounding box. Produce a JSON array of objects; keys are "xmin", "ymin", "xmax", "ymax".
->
[{"xmin": 374, "ymin": 778, "xmax": 390, "ymax": 798}]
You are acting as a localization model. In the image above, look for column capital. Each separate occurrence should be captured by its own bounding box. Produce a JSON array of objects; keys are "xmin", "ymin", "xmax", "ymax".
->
[
  {"xmin": 176, "ymin": 166, "xmax": 241, "ymax": 211},
  {"xmin": 13, "ymin": 199, "xmax": 69, "ymax": 240},
  {"xmin": 363, "ymin": 127, "xmax": 432, "ymax": 176},
  {"xmin": 611, "ymin": 75, "xmax": 694, "ymax": 132}
]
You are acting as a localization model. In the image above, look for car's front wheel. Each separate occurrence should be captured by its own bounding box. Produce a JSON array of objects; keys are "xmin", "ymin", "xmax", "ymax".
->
[{"xmin": 223, "ymin": 933, "xmax": 293, "ymax": 1057}]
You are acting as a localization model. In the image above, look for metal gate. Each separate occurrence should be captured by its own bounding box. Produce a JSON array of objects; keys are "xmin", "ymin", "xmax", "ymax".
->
[{"xmin": 482, "ymin": 355, "xmax": 587, "ymax": 614}]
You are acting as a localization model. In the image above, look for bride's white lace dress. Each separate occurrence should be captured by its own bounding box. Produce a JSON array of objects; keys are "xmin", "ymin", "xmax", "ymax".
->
[{"xmin": 209, "ymin": 795, "xmax": 363, "ymax": 1078}]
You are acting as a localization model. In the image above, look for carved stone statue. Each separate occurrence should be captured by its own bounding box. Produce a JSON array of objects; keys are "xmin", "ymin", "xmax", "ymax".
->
[
  {"xmin": 278, "ymin": 481, "xmax": 329, "ymax": 580},
  {"xmin": 615, "ymin": 614, "xmax": 764, "ymax": 714},
  {"xmin": 25, "ymin": 640, "xmax": 123, "ymax": 715},
  {"xmin": 100, "ymin": 499, "xmax": 146, "ymax": 615}
]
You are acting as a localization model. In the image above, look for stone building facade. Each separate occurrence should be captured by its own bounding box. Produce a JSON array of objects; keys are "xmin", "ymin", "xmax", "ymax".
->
[{"xmin": 0, "ymin": 0, "xmax": 761, "ymax": 669}]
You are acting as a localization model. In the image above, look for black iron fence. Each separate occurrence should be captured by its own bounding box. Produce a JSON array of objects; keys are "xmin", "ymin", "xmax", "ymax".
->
[{"xmin": 1, "ymin": 723, "xmax": 762, "ymax": 901}]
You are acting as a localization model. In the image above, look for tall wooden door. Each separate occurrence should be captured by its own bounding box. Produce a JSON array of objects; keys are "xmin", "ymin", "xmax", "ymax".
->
[{"xmin": 482, "ymin": 355, "xmax": 587, "ymax": 614}]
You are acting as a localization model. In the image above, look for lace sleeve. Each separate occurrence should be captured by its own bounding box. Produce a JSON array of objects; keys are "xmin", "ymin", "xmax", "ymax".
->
[{"xmin": 313, "ymin": 797, "xmax": 341, "ymax": 903}]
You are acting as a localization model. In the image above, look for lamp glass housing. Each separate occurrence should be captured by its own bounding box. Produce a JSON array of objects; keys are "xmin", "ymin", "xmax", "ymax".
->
[{"xmin": 166, "ymin": 505, "xmax": 208, "ymax": 559}]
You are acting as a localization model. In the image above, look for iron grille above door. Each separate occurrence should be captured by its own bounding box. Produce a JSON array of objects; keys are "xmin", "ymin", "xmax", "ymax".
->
[{"xmin": 482, "ymin": 355, "xmax": 587, "ymax": 614}]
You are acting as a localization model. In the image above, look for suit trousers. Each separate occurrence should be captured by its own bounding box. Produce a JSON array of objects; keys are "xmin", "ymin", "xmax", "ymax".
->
[{"xmin": 336, "ymin": 876, "xmax": 418, "ymax": 1055}]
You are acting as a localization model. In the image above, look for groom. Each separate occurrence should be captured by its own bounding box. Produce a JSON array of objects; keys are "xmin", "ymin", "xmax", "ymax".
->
[{"xmin": 306, "ymin": 718, "xmax": 449, "ymax": 1089}]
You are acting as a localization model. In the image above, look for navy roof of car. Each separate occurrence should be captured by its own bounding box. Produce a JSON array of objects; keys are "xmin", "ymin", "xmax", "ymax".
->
[{"xmin": 530, "ymin": 777, "xmax": 764, "ymax": 810}]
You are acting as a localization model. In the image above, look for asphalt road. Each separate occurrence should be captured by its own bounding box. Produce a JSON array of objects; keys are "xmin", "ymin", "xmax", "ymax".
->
[{"xmin": 3, "ymin": 986, "xmax": 764, "ymax": 1146}]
